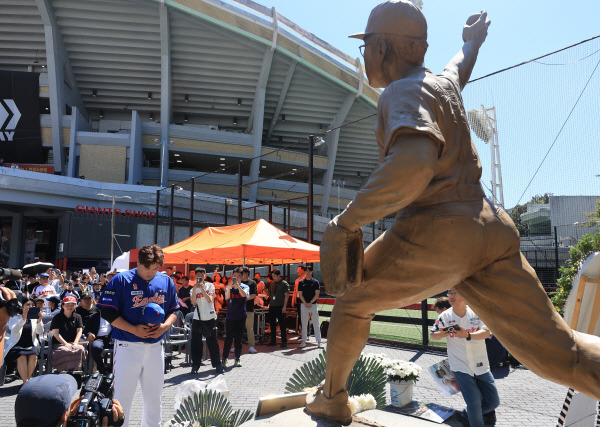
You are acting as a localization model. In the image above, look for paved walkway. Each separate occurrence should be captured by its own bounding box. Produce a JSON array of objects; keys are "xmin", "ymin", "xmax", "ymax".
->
[{"xmin": 1, "ymin": 336, "xmax": 568, "ymax": 426}]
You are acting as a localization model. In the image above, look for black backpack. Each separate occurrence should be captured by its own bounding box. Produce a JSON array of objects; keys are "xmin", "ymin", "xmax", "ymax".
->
[{"xmin": 486, "ymin": 334, "xmax": 508, "ymax": 369}]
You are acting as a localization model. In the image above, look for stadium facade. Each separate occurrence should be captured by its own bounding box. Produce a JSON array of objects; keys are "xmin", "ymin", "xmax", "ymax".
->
[{"xmin": 0, "ymin": 0, "xmax": 382, "ymax": 269}]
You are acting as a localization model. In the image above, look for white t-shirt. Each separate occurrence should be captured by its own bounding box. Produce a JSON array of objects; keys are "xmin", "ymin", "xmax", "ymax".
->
[
  {"xmin": 432, "ymin": 306, "xmax": 490, "ymax": 376},
  {"xmin": 32, "ymin": 284, "xmax": 57, "ymax": 300},
  {"xmin": 192, "ymin": 282, "xmax": 217, "ymax": 321}
]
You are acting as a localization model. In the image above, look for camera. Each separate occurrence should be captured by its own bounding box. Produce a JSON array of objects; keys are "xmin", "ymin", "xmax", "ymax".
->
[
  {"xmin": 0, "ymin": 290, "xmax": 22, "ymax": 317},
  {"xmin": 67, "ymin": 373, "xmax": 123, "ymax": 427},
  {"xmin": 0, "ymin": 267, "xmax": 22, "ymax": 280}
]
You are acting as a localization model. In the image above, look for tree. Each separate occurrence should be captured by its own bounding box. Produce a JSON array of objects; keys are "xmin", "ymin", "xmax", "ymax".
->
[
  {"xmin": 581, "ymin": 197, "xmax": 600, "ymax": 228},
  {"xmin": 508, "ymin": 193, "xmax": 552, "ymax": 236}
]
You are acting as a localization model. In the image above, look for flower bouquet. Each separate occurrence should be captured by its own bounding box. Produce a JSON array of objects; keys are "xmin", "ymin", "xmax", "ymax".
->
[
  {"xmin": 364, "ymin": 353, "xmax": 422, "ymax": 383},
  {"xmin": 364, "ymin": 353, "xmax": 423, "ymax": 407}
]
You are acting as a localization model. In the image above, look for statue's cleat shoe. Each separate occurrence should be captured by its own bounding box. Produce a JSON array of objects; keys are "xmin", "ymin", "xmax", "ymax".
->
[{"xmin": 305, "ymin": 386, "xmax": 352, "ymax": 426}]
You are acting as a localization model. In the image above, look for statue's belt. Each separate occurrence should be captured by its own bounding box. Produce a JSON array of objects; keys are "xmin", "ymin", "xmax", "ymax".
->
[{"xmin": 398, "ymin": 183, "xmax": 485, "ymax": 217}]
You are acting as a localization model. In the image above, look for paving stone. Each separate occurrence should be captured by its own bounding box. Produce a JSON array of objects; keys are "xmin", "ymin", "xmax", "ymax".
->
[{"xmin": 0, "ymin": 339, "xmax": 570, "ymax": 426}]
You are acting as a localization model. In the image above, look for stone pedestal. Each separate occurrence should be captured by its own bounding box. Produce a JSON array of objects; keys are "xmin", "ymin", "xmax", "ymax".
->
[{"xmin": 243, "ymin": 407, "xmax": 444, "ymax": 426}]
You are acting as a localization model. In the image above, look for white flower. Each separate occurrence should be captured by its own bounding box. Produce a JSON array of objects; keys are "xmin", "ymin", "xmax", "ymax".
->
[
  {"xmin": 361, "ymin": 394, "xmax": 377, "ymax": 410},
  {"xmin": 349, "ymin": 394, "xmax": 376, "ymax": 415},
  {"xmin": 348, "ymin": 396, "xmax": 362, "ymax": 415}
]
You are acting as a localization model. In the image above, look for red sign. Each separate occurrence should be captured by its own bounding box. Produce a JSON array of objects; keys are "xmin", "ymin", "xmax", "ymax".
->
[
  {"xmin": 5, "ymin": 163, "xmax": 54, "ymax": 174},
  {"xmin": 75, "ymin": 205, "xmax": 156, "ymax": 218}
]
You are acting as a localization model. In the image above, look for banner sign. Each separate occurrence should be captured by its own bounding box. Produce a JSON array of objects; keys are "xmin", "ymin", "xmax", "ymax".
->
[
  {"xmin": 0, "ymin": 71, "xmax": 42, "ymax": 163},
  {"xmin": 75, "ymin": 205, "xmax": 156, "ymax": 218},
  {"xmin": 4, "ymin": 163, "xmax": 54, "ymax": 174}
]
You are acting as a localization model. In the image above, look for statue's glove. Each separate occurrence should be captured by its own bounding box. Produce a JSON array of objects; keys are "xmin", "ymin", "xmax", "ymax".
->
[{"xmin": 320, "ymin": 216, "xmax": 364, "ymax": 297}]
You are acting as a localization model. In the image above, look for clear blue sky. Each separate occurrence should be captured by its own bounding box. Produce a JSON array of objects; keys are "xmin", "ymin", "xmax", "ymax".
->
[{"xmin": 229, "ymin": 0, "xmax": 600, "ymax": 209}]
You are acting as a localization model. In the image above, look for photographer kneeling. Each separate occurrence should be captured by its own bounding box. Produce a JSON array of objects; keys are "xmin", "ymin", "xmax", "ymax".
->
[
  {"xmin": 3, "ymin": 297, "xmax": 44, "ymax": 385},
  {"xmin": 15, "ymin": 374, "xmax": 124, "ymax": 427}
]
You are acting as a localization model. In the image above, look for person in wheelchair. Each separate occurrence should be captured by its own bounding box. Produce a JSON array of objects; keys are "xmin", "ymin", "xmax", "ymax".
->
[{"xmin": 3, "ymin": 297, "xmax": 44, "ymax": 385}]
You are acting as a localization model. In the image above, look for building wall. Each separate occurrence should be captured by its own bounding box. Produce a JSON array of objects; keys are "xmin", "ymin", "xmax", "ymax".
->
[
  {"xmin": 79, "ymin": 145, "xmax": 127, "ymax": 183},
  {"xmin": 550, "ymin": 195, "xmax": 599, "ymax": 244}
]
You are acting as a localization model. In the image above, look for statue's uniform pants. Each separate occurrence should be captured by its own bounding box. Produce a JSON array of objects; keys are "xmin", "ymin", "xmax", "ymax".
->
[{"xmin": 325, "ymin": 198, "xmax": 600, "ymax": 400}]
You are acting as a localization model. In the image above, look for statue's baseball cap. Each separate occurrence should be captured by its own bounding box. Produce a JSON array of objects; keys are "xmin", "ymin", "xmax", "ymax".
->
[
  {"xmin": 349, "ymin": 0, "xmax": 427, "ymax": 41},
  {"xmin": 15, "ymin": 374, "xmax": 77, "ymax": 426},
  {"xmin": 141, "ymin": 302, "xmax": 164, "ymax": 325}
]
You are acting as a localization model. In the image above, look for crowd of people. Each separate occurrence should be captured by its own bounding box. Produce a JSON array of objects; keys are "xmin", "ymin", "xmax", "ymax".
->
[
  {"xmin": 0, "ymin": 246, "xmax": 324, "ymax": 427},
  {"xmin": 0, "ymin": 249, "xmax": 508, "ymax": 427},
  {"xmin": 0, "ymin": 268, "xmax": 119, "ymax": 383}
]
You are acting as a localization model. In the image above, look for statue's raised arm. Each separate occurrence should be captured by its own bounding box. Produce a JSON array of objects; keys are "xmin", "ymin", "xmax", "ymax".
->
[{"xmin": 444, "ymin": 11, "xmax": 491, "ymax": 90}]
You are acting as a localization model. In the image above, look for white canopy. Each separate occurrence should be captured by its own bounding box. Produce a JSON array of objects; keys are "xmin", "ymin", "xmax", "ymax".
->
[{"xmin": 110, "ymin": 251, "xmax": 130, "ymax": 272}]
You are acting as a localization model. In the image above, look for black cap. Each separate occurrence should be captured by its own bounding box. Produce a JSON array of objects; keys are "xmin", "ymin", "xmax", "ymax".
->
[
  {"xmin": 47, "ymin": 296, "xmax": 61, "ymax": 304},
  {"xmin": 80, "ymin": 292, "xmax": 93, "ymax": 299},
  {"xmin": 15, "ymin": 374, "xmax": 77, "ymax": 426}
]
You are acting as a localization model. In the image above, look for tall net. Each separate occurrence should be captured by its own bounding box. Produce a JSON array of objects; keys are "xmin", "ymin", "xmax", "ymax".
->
[{"xmin": 463, "ymin": 37, "xmax": 600, "ymax": 209}]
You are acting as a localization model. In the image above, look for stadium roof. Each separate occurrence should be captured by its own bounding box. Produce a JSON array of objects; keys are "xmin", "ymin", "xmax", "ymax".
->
[{"xmin": 0, "ymin": 0, "xmax": 381, "ymax": 188}]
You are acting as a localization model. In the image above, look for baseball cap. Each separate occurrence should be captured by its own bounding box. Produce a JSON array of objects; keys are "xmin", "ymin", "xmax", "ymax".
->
[
  {"xmin": 62, "ymin": 295, "xmax": 77, "ymax": 305},
  {"xmin": 141, "ymin": 302, "xmax": 164, "ymax": 326},
  {"xmin": 349, "ymin": 0, "xmax": 427, "ymax": 41},
  {"xmin": 40, "ymin": 273, "xmax": 49, "ymax": 278},
  {"xmin": 80, "ymin": 292, "xmax": 93, "ymax": 299},
  {"xmin": 15, "ymin": 374, "xmax": 77, "ymax": 426},
  {"xmin": 48, "ymin": 296, "xmax": 61, "ymax": 305}
]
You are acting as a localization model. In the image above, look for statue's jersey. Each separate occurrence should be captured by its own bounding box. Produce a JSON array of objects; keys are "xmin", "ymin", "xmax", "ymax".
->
[{"xmin": 375, "ymin": 67, "xmax": 484, "ymax": 207}]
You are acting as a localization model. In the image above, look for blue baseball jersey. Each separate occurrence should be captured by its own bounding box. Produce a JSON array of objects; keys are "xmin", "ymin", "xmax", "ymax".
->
[{"xmin": 97, "ymin": 268, "xmax": 179, "ymax": 343}]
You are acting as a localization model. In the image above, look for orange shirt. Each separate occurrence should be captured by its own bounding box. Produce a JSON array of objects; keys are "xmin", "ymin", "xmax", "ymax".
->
[{"xmin": 291, "ymin": 273, "xmax": 305, "ymax": 306}]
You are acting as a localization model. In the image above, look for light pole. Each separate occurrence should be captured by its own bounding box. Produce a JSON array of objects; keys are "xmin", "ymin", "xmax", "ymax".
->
[
  {"xmin": 332, "ymin": 178, "xmax": 345, "ymax": 215},
  {"xmin": 308, "ymin": 136, "xmax": 325, "ymax": 243},
  {"xmin": 97, "ymin": 193, "xmax": 132, "ymax": 269}
]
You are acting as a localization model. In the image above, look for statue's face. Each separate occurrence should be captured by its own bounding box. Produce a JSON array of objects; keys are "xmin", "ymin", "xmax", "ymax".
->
[{"xmin": 363, "ymin": 36, "xmax": 387, "ymax": 88}]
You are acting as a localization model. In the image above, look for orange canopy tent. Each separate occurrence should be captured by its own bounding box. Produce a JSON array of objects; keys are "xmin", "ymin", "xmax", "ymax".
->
[{"xmin": 162, "ymin": 219, "xmax": 320, "ymax": 265}]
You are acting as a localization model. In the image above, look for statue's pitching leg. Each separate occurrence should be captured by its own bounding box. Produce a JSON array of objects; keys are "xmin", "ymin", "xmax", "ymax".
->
[
  {"xmin": 458, "ymin": 252, "xmax": 600, "ymax": 400},
  {"xmin": 305, "ymin": 300, "xmax": 371, "ymax": 425}
]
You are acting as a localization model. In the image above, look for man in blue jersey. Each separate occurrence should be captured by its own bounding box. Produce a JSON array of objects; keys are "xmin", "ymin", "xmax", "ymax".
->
[{"xmin": 97, "ymin": 244, "xmax": 179, "ymax": 427}]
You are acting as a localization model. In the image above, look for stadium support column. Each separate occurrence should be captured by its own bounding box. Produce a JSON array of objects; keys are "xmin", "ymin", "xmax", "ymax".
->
[
  {"xmin": 265, "ymin": 62, "xmax": 296, "ymax": 143},
  {"xmin": 67, "ymin": 107, "xmax": 80, "ymax": 178},
  {"xmin": 159, "ymin": 3, "xmax": 172, "ymax": 187},
  {"xmin": 248, "ymin": 47, "xmax": 274, "ymax": 202},
  {"xmin": 37, "ymin": 0, "xmax": 87, "ymax": 176},
  {"xmin": 8, "ymin": 213, "xmax": 24, "ymax": 268},
  {"xmin": 128, "ymin": 110, "xmax": 143, "ymax": 185},
  {"xmin": 320, "ymin": 94, "xmax": 355, "ymax": 215},
  {"xmin": 37, "ymin": 0, "xmax": 66, "ymax": 175},
  {"xmin": 67, "ymin": 107, "xmax": 91, "ymax": 178}
]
